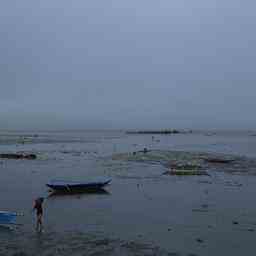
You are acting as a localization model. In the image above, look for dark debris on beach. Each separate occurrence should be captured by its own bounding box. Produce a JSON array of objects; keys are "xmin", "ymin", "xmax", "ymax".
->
[{"xmin": 0, "ymin": 153, "xmax": 37, "ymax": 160}]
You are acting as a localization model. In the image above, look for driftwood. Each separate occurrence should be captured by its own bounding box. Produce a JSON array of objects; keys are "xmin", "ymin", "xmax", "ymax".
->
[
  {"xmin": 0, "ymin": 153, "xmax": 37, "ymax": 160},
  {"xmin": 204, "ymin": 158, "xmax": 234, "ymax": 164}
]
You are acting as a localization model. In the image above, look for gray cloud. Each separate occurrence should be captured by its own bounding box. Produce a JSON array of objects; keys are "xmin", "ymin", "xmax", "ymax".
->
[{"xmin": 0, "ymin": 0, "xmax": 256, "ymax": 129}]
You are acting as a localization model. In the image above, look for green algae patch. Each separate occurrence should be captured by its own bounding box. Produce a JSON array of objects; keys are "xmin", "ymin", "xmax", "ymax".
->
[
  {"xmin": 112, "ymin": 150, "xmax": 256, "ymax": 175},
  {"xmin": 163, "ymin": 169, "xmax": 209, "ymax": 176}
]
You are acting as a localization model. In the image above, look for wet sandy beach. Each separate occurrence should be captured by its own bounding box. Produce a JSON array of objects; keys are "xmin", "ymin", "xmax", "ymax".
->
[{"xmin": 1, "ymin": 130, "xmax": 256, "ymax": 256}]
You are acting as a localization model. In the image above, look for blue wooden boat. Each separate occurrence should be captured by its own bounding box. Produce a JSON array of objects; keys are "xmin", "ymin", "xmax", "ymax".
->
[
  {"xmin": 0, "ymin": 211, "xmax": 17, "ymax": 225},
  {"xmin": 46, "ymin": 178, "xmax": 111, "ymax": 192}
]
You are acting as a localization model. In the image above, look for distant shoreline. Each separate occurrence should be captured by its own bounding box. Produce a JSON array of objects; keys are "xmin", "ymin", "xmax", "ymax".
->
[{"xmin": 126, "ymin": 129, "xmax": 191, "ymax": 135}]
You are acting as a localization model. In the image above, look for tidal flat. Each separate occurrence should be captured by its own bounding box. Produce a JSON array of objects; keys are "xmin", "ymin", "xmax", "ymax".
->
[{"xmin": 1, "ymin": 130, "xmax": 256, "ymax": 256}]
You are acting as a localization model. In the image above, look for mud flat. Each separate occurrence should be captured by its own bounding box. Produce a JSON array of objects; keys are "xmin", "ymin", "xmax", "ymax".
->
[
  {"xmin": 1, "ymin": 131, "xmax": 256, "ymax": 256},
  {"xmin": 0, "ymin": 231, "xmax": 172, "ymax": 256}
]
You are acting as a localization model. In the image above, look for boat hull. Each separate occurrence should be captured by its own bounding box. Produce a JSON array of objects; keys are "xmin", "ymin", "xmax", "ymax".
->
[
  {"xmin": 46, "ymin": 180, "xmax": 111, "ymax": 193},
  {"xmin": 0, "ymin": 212, "xmax": 17, "ymax": 224}
]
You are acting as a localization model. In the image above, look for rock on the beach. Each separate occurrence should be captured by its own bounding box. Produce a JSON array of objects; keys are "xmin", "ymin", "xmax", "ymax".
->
[{"xmin": 196, "ymin": 238, "xmax": 204, "ymax": 243}]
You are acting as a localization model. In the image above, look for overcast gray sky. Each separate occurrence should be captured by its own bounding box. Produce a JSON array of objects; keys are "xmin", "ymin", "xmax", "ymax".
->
[{"xmin": 0, "ymin": 0, "xmax": 255, "ymax": 130}]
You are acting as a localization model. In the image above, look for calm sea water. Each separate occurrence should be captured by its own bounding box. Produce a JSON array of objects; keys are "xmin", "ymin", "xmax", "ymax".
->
[{"xmin": 1, "ymin": 130, "xmax": 256, "ymax": 256}]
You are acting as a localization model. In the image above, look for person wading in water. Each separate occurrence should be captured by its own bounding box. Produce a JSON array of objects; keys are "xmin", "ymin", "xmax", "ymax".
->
[{"xmin": 33, "ymin": 197, "xmax": 44, "ymax": 232}]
